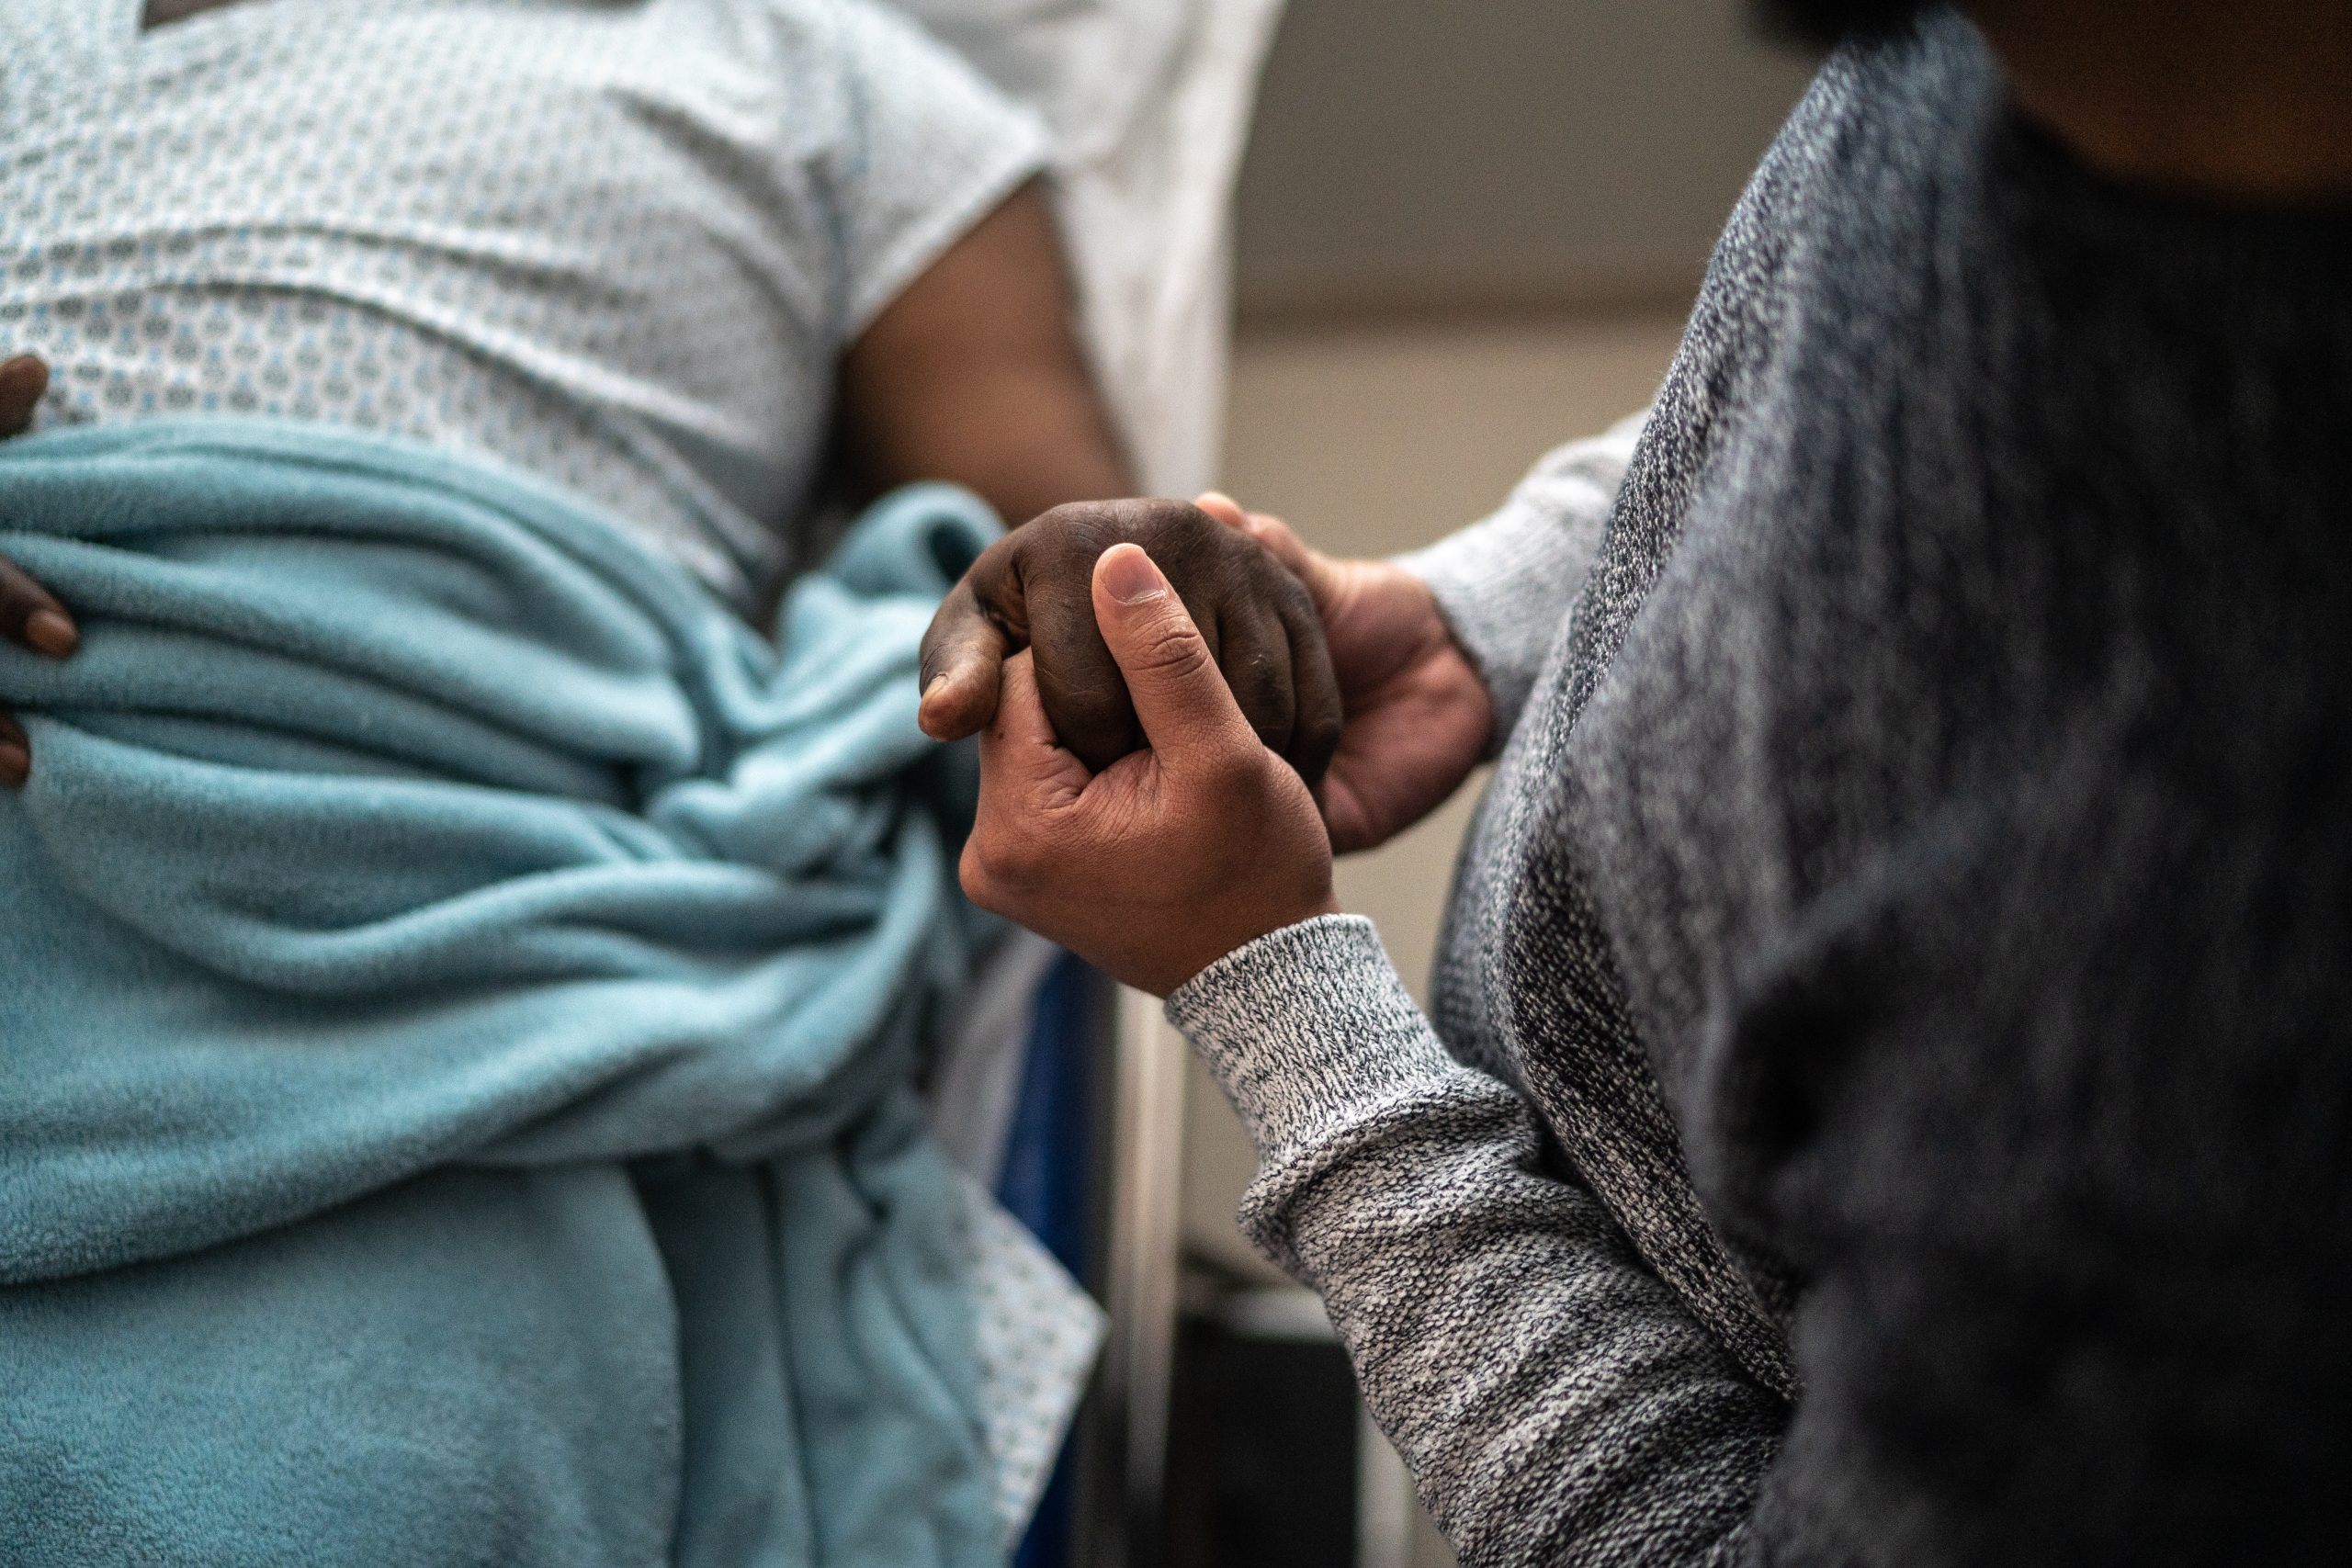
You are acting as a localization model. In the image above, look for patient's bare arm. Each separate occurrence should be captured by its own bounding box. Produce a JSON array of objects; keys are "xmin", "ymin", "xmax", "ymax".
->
[
  {"xmin": 1, "ymin": 355, "xmax": 81, "ymax": 787},
  {"xmin": 838, "ymin": 181, "xmax": 1132, "ymax": 526}
]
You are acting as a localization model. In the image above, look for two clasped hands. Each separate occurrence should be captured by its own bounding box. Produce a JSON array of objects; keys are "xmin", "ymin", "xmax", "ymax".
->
[{"xmin": 917, "ymin": 495, "xmax": 1494, "ymax": 998}]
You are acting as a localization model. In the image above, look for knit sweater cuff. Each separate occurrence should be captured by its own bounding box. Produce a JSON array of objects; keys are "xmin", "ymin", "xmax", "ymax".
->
[{"xmin": 1164, "ymin": 914, "xmax": 1465, "ymax": 1163}]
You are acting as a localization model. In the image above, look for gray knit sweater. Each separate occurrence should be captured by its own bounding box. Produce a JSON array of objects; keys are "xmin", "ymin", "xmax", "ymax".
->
[{"xmin": 1166, "ymin": 13, "xmax": 2352, "ymax": 1565}]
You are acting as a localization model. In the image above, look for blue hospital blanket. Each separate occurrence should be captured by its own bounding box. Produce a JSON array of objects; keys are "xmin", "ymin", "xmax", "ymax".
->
[{"xmin": 0, "ymin": 421, "xmax": 1010, "ymax": 1567}]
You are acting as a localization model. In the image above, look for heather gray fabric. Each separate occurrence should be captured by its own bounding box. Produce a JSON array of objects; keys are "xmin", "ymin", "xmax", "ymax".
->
[{"xmin": 1169, "ymin": 11, "xmax": 2352, "ymax": 1565}]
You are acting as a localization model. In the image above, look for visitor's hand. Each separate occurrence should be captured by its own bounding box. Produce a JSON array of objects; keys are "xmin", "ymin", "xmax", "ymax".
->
[
  {"xmin": 1193, "ymin": 494, "xmax": 1492, "ymax": 853},
  {"xmin": 918, "ymin": 498, "xmax": 1342, "ymax": 784},
  {"xmin": 961, "ymin": 544, "xmax": 1337, "ymax": 998},
  {"xmin": 0, "ymin": 354, "xmax": 80, "ymax": 789}
]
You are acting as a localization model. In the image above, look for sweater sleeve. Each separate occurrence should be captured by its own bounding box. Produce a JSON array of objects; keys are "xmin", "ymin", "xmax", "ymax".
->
[
  {"xmin": 1394, "ymin": 412, "xmax": 1645, "ymax": 741},
  {"xmin": 1166, "ymin": 915, "xmax": 1784, "ymax": 1568}
]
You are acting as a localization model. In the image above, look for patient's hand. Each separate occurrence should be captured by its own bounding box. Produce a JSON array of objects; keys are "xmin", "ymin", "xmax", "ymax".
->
[
  {"xmin": 919, "ymin": 498, "xmax": 1343, "ymax": 784},
  {"xmin": 1, "ymin": 354, "xmax": 82, "ymax": 788}
]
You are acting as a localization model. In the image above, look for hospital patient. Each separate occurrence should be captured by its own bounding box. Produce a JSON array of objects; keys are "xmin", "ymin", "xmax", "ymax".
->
[
  {"xmin": 0, "ymin": 0, "xmax": 1337, "ymax": 785},
  {"xmin": 0, "ymin": 1, "xmax": 1331, "ymax": 1561}
]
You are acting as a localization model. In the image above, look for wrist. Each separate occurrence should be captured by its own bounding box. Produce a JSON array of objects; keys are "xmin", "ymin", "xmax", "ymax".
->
[{"xmin": 1148, "ymin": 874, "xmax": 1338, "ymax": 999}]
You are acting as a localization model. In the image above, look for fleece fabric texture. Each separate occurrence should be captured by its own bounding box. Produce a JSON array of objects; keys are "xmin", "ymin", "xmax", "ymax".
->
[
  {"xmin": 1170, "ymin": 10, "xmax": 2352, "ymax": 1566},
  {"xmin": 0, "ymin": 420, "xmax": 1009, "ymax": 1568}
]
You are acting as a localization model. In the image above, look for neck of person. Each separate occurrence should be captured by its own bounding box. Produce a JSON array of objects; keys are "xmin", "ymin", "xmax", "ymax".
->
[{"xmin": 1972, "ymin": 0, "xmax": 2352, "ymax": 205}]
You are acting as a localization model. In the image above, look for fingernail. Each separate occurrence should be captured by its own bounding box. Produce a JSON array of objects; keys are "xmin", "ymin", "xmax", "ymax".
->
[
  {"xmin": 0, "ymin": 743, "xmax": 26, "ymax": 787},
  {"xmin": 922, "ymin": 673, "xmax": 947, "ymax": 700},
  {"xmin": 1101, "ymin": 544, "xmax": 1166, "ymax": 605},
  {"xmin": 24, "ymin": 609, "xmax": 77, "ymax": 658},
  {"xmin": 1198, "ymin": 491, "xmax": 1238, "ymax": 511}
]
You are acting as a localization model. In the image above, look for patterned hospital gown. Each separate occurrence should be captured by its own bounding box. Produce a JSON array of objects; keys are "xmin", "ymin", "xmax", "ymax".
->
[
  {"xmin": 0, "ymin": 0, "xmax": 1048, "ymax": 608},
  {"xmin": 0, "ymin": 0, "xmax": 1096, "ymax": 1540}
]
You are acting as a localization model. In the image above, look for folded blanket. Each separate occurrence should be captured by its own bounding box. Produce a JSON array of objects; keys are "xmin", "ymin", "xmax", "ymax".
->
[{"xmin": 0, "ymin": 422, "xmax": 1010, "ymax": 1567}]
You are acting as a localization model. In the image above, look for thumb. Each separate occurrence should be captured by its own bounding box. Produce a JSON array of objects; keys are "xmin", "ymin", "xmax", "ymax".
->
[
  {"xmin": 917, "ymin": 568, "xmax": 1012, "ymax": 742},
  {"xmin": 1091, "ymin": 543, "xmax": 1251, "ymax": 765}
]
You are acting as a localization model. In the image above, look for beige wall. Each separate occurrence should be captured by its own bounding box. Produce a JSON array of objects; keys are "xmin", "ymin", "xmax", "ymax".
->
[{"xmin": 1235, "ymin": 0, "xmax": 1814, "ymax": 316}]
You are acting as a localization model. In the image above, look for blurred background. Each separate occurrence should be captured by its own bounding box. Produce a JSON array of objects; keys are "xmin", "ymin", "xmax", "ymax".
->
[{"xmin": 1163, "ymin": 3, "xmax": 1813, "ymax": 1562}]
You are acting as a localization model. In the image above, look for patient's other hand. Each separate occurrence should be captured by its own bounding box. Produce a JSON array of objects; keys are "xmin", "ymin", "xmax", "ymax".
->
[
  {"xmin": 919, "ymin": 498, "xmax": 1342, "ymax": 784},
  {"xmin": 1, "ymin": 354, "xmax": 82, "ymax": 788}
]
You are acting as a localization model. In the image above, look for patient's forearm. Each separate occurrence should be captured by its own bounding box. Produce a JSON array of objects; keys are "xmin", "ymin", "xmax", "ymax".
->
[{"xmin": 838, "ymin": 181, "xmax": 1133, "ymax": 525}]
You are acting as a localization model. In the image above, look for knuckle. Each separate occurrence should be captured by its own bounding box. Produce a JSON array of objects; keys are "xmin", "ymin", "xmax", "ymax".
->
[
  {"xmin": 967, "ymin": 821, "xmax": 1046, "ymax": 890},
  {"xmin": 1125, "ymin": 497, "xmax": 1204, "ymax": 540},
  {"xmin": 956, "ymin": 540, "xmax": 1026, "ymax": 621},
  {"xmin": 1027, "ymin": 502, "xmax": 1123, "ymax": 556},
  {"xmin": 1131, "ymin": 501, "xmax": 1232, "ymax": 572},
  {"xmin": 957, "ymin": 841, "xmax": 996, "ymax": 908},
  {"xmin": 1272, "ymin": 565, "xmax": 1319, "ymax": 619},
  {"xmin": 957, "ymin": 536, "xmax": 1012, "ymax": 589},
  {"xmin": 959, "ymin": 865, "xmax": 1011, "ymax": 919},
  {"xmin": 1133, "ymin": 619, "xmax": 1214, "ymax": 682},
  {"xmin": 1197, "ymin": 739, "xmax": 1265, "ymax": 795},
  {"xmin": 961, "ymin": 840, "xmax": 1029, "ymax": 914},
  {"xmin": 1236, "ymin": 648, "xmax": 1290, "ymax": 716}
]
